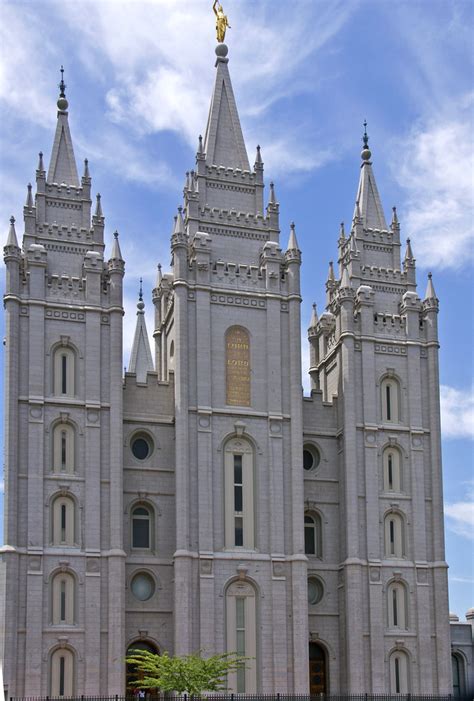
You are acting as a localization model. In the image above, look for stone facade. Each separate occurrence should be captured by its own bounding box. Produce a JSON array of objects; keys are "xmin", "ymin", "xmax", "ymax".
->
[{"xmin": 1, "ymin": 44, "xmax": 454, "ymax": 696}]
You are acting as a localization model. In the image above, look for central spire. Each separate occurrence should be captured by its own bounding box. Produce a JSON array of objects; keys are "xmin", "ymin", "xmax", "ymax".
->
[
  {"xmin": 353, "ymin": 122, "xmax": 387, "ymax": 230},
  {"xmin": 203, "ymin": 44, "xmax": 250, "ymax": 171},
  {"xmin": 47, "ymin": 66, "xmax": 79, "ymax": 186}
]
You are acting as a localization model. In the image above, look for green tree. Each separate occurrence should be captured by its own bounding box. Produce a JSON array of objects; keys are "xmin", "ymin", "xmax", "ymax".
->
[{"xmin": 125, "ymin": 649, "xmax": 248, "ymax": 695}]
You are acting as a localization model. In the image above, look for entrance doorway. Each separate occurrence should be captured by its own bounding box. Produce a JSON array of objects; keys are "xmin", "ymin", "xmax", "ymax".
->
[
  {"xmin": 126, "ymin": 640, "xmax": 159, "ymax": 696},
  {"xmin": 309, "ymin": 642, "xmax": 327, "ymax": 694}
]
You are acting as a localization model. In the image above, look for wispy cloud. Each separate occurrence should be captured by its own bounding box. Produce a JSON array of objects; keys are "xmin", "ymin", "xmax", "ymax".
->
[
  {"xmin": 394, "ymin": 93, "xmax": 474, "ymax": 270},
  {"xmin": 445, "ymin": 499, "xmax": 474, "ymax": 541},
  {"xmin": 440, "ymin": 384, "xmax": 474, "ymax": 440}
]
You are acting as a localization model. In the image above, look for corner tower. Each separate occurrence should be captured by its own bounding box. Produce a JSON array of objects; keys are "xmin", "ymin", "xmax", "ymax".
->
[
  {"xmin": 306, "ymin": 127, "xmax": 451, "ymax": 693},
  {"xmin": 153, "ymin": 42, "xmax": 309, "ymax": 692},
  {"xmin": 1, "ymin": 71, "xmax": 125, "ymax": 696}
]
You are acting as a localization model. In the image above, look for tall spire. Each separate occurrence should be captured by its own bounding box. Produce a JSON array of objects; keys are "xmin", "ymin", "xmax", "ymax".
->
[
  {"xmin": 47, "ymin": 66, "xmax": 79, "ymax": 186},
  {"xmin": 203, "ymin": 45, "xmax": 250, "ymax": 170},
  {"xmin": 352, "ymin": 121, "xmax": 387, "ymax": 230},
  {"xmin": 128, "ymin": 279, "xmax": 154, "ymax": 383}
]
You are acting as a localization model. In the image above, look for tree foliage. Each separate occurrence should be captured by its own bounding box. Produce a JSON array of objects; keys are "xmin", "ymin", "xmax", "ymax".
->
[{"xmin": 125, "ymin": 649, "xmax": 248, "ymax": 695}]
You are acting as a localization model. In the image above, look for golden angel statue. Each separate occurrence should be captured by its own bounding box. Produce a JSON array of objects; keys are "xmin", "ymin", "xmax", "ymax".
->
[{"xmin": 213, "ymin": 0, "xmax": 231, "ymax": 43}]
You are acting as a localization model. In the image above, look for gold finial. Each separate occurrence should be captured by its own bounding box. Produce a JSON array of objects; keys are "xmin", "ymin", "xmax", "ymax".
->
[{"xmin": 213, "ymin": 0, "xmax": 230, "ymax": 43}]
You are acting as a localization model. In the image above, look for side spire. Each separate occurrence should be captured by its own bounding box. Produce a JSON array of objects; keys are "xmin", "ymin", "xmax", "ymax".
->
[
  {"xmin": 25, "ymin": 183, "xmax": 34, "ymax": 209},
  {"xmin": 6, "ymin": 216, "xmax": 19, "ymax": 248},
  {"xmin": 287, "ymin": 221, "xmax": 299, "ymax": 251},
  {"xmin": 308, "ymin": 303, "xmax": 319, "ymax": 330},
  {"xmin": 203, "ymin": 44, "xmax": 250, "ymax": 170},
  {"xmin": 424, "ymin": 272, "xmax": 437, "ymax": 300},
  {"xmin": 128, "ymin": 278, "xmax": 154, "ymax": 383},
  {"xmin": 110, "ymin": 230, "xmax": 123, "ymax": 261},
  {"xmin": 47, "ymin": 66, "xmax": 79, "ymax": 186},
  {"xmin": 353, "ymin": 121, "xmax": 387, "ymax": 230}
]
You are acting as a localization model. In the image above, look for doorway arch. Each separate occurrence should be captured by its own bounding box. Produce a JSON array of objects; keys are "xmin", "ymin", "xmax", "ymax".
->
[
  {"xmin": 309, "ymin": 642, "xmax": 327, "ymax": 694},
  {"xmin": 126, "ymin": 640, "xmax": 159, "ymax": 695}
]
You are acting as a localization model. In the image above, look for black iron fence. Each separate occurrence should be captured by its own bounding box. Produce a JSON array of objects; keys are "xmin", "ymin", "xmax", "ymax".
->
[{"xmin": 8, "ymin": 694, "xmax": 474, "ymax": 701}]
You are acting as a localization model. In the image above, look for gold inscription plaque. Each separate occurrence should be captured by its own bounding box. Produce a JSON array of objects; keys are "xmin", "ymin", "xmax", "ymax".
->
[{"xmin": 226, "ymin": 326, "xmax": 250, "ymax": 406}]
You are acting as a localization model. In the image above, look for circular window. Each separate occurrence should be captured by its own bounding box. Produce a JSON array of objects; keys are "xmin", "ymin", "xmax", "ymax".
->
[
  {"xmin": 303, "ymin": 444, "xmax": 321, "ymax": 471},
  {"xmin": 131, "ymin": 572, "xmax": 155, "ymax": 601},
  {"xmin": 308, "ymin": 577, "xmax": 323, "ymax": 606},
  {"xmin": 131, "ymin": 435, "xmax": 152, "ymax": 461}
]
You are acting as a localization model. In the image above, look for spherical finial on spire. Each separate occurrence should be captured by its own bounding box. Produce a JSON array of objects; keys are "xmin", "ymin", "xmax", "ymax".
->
[
  {"xmin": 361, "ymin": 119, "xmax": 371, "ymax": 161},
  {"xmin": 215, "ymin": 43, "xmax": 229, "ymax": 58},
  {"xmin": 137, "ymin": 277, "xmax": 145, "ymax": 310},
  {"xmin": 57, "ymin": 65, "xmax": 69, "ymax": 112}
]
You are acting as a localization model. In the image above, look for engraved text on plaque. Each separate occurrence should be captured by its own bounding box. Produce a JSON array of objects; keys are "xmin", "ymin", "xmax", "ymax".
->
[{"xmin": 226, "ymin": 326, "xmax": 250, "ymax": 406}]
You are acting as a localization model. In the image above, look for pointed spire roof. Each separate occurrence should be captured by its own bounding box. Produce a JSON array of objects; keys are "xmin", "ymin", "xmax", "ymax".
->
[
  {"xmin": 350, "ymin": 233, "xmax": 359, "ymax": 254},
  {"xmin": 37, "ymin": 151, "xmax": 45, "ymax": 172},
  {"xmin": 327, "ymin": 261, "xmax": 335, "ymax": 283},
  {"xmin": 6, "ymin": 216, "xmax": 19, "ymax": 247},
  {"xmin": 287, "ymin": 221, "xmax": 299, "ymax": 251},
  {"xmin": 173, "ymin": 207, "xmax": 185, "ymax": 234},
  {"xmin": 94, "ymin": 193, "xmax": 103, "ymax": 218},
  {"xmin": 353, "ymin": 122, "xmax": 387, "ymax": 230},
  {"xmin": 25, "ymin": 183, "xmax": 34, "ymax": 208},
  {"xmin": 255, "ymin": 144, "xmax": 263, "ymax": 166},
  {"xmin": 47, "ymin": 67, "xmax": 79, "ymax": 186},
  {"xmin": 341, "ymin": 266, "xmax": 351, "ymax": 288},
  {"xmin": 269, "ymin": 181, "xmax": 277, "ymax": 205},
  {"xmin": 156, "ymin": 263, "xmax": 162, "ymax": 286},
  {"xmin": 110, "ymin": 230, "xmax": 123, "ymax": 260},
  {"xmin": 203, "ymin": 45, "xmax": 250, "ymax": 170},
  {"xmin": 309, "ymin": 302, "xmax": 319, "ymax": 330},
  {"xmin": 424, "ymin": 272, "xmax": 437, "ymax": 300},
  {"xmin": 83, "ymin": 158, "xmax": 90, "ymax": 179},
  {"xmin": 404, "ymin": 238, "xmax": 414, "ymax": 261},
  {"xmin": 129, "ymin": 279, "xmax": 154, "ymax": 383}
]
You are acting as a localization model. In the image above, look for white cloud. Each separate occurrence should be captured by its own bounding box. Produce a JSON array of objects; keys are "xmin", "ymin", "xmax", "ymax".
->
[
  {"xmin": 440, "ymin": 384, "xmax": 474, "ymax": 440},
  {"xmin": 445, "ymin": 499, "xmax": 474, "ymax": 541},
  {"xmin": 395, "ymin": 95, "xmax": 474, "ymax": 270},
  {"xmin": 0, "ymin": 479, "xmax": 4, "ymax": 494}
]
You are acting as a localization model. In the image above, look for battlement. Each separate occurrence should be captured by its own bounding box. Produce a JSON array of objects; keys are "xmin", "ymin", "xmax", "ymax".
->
[
  {"xmin": 200, "ymin": 205, "xmax": 269, "ymax": 229},
  {"xmin": 46, "ymin": 273, "xmax": 86, "ymax": 300},
  {"xmin": 205, "ymin": 164, "xmax": 256, "ymax": 184},
  {"xmin": 373, "ymin": 311, "xmax": 407, "ymax": 336},
  {"xmin": 361, "ymin": 265, "xmax": 405, "ymax": 284},
  {"xmin": 36, "ymin": 222, "xmax": 94, "ymax": 242},
  {"xmin": 45, "ymin": 183, "xmax": 86, "ymax": 198}
]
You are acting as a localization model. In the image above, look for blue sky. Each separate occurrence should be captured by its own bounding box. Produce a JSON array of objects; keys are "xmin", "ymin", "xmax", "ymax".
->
[{"xmin": 0, "ymin": 0, "xmax": 473, "ymax": 618}]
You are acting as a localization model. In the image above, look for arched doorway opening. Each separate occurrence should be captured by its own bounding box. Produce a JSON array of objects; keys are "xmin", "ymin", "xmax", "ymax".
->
[
  {"xmin": 309, "ymin": 642, "xmax": 327, "ymax": 694},
  {"xmin": 126, "ymin": 640, "xmax": 159, "ymax": 696}
]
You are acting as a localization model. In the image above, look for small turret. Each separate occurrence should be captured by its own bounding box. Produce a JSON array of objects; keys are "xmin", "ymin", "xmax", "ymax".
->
[
  {"xmin": 424, "ymin": 272, "xmax": 437, "ymax": 302},
  {"xmin": 308, "ymin": 303, "xmax": 319, "ymax": 332},
  {"xmin": 83, "ymin": 158, "xmax": 90, "ymax": 180},
  {"xmin": 110, "ymin": 230, "xmax": 124, "ymax": 263},
  {"xmin": 94, "ymin": 193, "xmax": 103, "ymax": 219},
  {"xmin": 287, "ymin": 221, "xmax": 299, "ymax": 252}
]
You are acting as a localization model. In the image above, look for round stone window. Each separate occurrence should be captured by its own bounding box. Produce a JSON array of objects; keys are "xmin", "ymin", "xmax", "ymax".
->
[
  {"xmin": 131, "ymin": 572, "xmax": 155, "ymax": 601},
  {"xmin": 131, "ymin": 435, "xmax": 152, "ymax": 461},
  {"xmin": 303, "ymin": 444, "xmax": 321, "ymax": 471},
  {"xmin": 307, "ymin": 577, "xmax": 323, "ymax": 606}
]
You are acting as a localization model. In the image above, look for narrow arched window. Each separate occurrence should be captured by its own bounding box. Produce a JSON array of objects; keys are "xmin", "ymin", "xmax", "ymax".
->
[
  {"xmin": 53, "ymin": 346, "xmax": 75, "ymax": 397},
  {"xmin": 390, "ymin": 650, "xmax": 409, "ymax": 693},
  {"xmin": 387, "ymin": 581, "xmax": 408, "ymax": 629},
  {"xmin": 384, "ymin": 513, "xmax": 405, "ymax": 558},
  {"xmin": 304, "ymin": 513, "xmax": 322, "ymax": 557},
  {"xmin": 131, "ymin": 505, "xmax": 153, "ymax": 549},
  {"xmin": 381, "ymin": 377, "xmax": 400, "ymax": 423},
  {"xmin": 52, "ymin": 572, "xmax": 75, "ymax": 625},
  {"xmin": 383, "ymin": 447, "xmax": 401, "ymax": 492},
  {"xmin": 226, "ymin": 581, "xmax": 257, "ymax": 692},
  {"xmin": 50, "ymin": 647, "xmax": 75, "ymax": 696},
  {"xmin": 452, "ymin": 653, "xmax": 465, "ymax": 697},
  {"xmin": 52, "ymin": 423, "xmax": 75, "ymax": 473},
  {"xmin": 52, "ymin": 496, "xmax": 76, "ymax": 546},
  {"xmin": 224, "ymin": 438, "xmax": 254, "ymax": 549}
]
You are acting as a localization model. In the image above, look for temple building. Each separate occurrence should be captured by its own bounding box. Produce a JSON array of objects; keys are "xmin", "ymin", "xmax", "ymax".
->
[{"xmin": 1, "ymin": 38, "xmax": 459, "ymax": 696}]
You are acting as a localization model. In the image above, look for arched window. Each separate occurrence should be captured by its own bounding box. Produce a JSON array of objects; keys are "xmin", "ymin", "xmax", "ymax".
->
[
  {"xmin": 224, "ymin": 437, "xmax": 254, "ymax": 549},
  {"xmin": 387, "ymin": 581, "xmax": 408, "ymax": 629},
  {"xmin": 52, "ymin": 495, "xmax": 76, "ymax": 546},
  {"xmin": 226, "ymin": 580, "xmax": 257, "ymax": 693},
  {"xmin": 389, "ymin": 649, "xmax": 409, "ymax": 693},
  {"xmin": 50, "ymin": 647, "xmax": 74, "ymax": 696},
  {"xmin": 53, "ymin": 345, "xmax": 76, "ymax": 397},
  {"xmin": 304, "ymin": 513, "xmax": 322, "ymax": 557},
  {"xmin": 381, "ymin": 376, "xmax": 400, "ymax": 423},
  {"xmin": 131, "ymin": 504, "xmax": 153, "ymax": 550},
  {"xmin": 383, "ymin": 447, "xmax": 402, "ymax": 492},
  {"xmin": 51, "ymin": 572, "xmax": 75, "ymax": 625},
  {"xmin": 384, "ymin": 512, "xmax": 405, "ymax": 558},
  {"xmin": 452, "ymin": 653, "xmax": 465, "ymax": 697},
  {"xmin": 52, "ymin": 422, "xmax": 75, "ymax": 473}
]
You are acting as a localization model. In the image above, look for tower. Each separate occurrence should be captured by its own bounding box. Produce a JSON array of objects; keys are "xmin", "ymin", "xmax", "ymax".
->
[
  {"xmin": 305, "ymin": 127, "xmax": 451, "ymax": 692},
  {"xmin": 1, "ymin": 72, "xmax": 125, "ymax": 695},
  {"xmin": 152, "ymin": 42, "xmax": 309, "ymax": 692}
]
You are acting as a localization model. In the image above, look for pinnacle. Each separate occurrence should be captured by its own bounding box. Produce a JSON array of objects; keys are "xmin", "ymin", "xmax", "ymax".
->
[
  {"xmin": 327, "ymin": 261, "xmax": 335, "ymax": 283},
  {"xmin": 110, "ymin": 230, "xmax": 123, "ymax": 261},
  {"xmin": 424, "ymin": 272, "xmax": 437, "ymax": 300},
  {"xmin": 287, "ymin": 221, "xmax": 299, "ymax": 251},
  {"xmin": 404, "ymin": 238, "xmax": 414, "ymax": 261},
  {"xmin": 25, "ymin": 183, "xmax": 34, "ymax": 209},
  {"xmin": 309, "ymin": 302, "xmax": 319, "ymax": 329},
  {"xmin": 6, "ymin": 216, "xmax": 19, "ymax": 247},
  {"xmin": 94, "ymin": 193, "xmax": 104, "ymax": 218}
]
